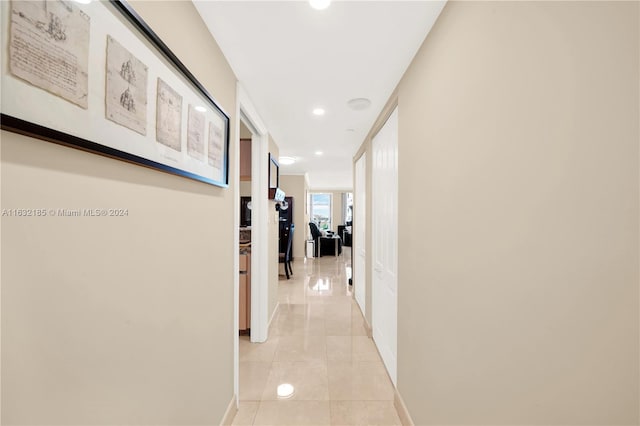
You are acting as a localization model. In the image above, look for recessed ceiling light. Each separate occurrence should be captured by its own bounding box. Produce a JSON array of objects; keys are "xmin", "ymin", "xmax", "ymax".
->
[
  {"xmin": 309, "ymin": 0, "xmax": 331, "ymax": 10},
  {"xmin": 74, "ymin": 0, "xmax": 92, "ymax": 4},
  {"xmin": 277, "ymin": 383, "xmax": 295, "ymax": 398},
  {"xmin": 315, "ymin": 151, "xmax": 323, "ymax": 156},
  {"xmin": 194, "ymin": 106, "xmax": 207, "ymax": 113},
  {"xmin": 279, "ymin": 156, "xmax": 296, "ymax": 165},
  {"xmin": 312, "ymin": 108, "xmax": 325, "ymax": 116},
  {"xmin": 347, "ymin": 98, "xmax": 372, "ymax": 111}
]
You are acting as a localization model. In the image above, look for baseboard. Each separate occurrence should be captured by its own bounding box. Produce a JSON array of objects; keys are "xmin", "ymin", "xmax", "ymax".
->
[
  {"xmin": 394, "ymin": 389, "xmax": 414, "ymax": 426},
  {"xmin": 220, "ymin": 394, "xmax": 237, "ymax": 426},
  {"xmin": 364, "ymin": 317, "xmax": 372, "ymax": 338},
  {"xmin": 353, "ymin": 299, "xmax": 373, "ymax": 338}
]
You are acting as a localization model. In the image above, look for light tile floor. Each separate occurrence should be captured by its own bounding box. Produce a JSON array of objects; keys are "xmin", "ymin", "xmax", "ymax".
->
[{"xmin": 233, "ymin": 248, "xmax": 401, "ymax": 426}]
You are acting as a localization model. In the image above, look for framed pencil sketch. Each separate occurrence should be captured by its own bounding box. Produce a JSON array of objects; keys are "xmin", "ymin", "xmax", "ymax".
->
[{"xmin": 0, "ymin": 0, "xmax": 230, "ymax": 187}]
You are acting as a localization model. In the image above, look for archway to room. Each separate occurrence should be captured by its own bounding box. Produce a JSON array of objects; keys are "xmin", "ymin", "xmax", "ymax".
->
[
  {"xmin": 234, "ymin": 84, "xmax": 271, "ymax": 405},
  {"xmin": 238, "ymin": 119, "xmax": 254, "ymax": 337}
]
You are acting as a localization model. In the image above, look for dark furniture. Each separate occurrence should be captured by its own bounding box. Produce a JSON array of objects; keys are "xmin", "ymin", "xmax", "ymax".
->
[
  {"xmin": 279, "ymin": 196, "xmax": 294, "ymax": 255},
  {"xmin": 240, "ymin": 196, "xmax": 251, "ymax": 227},
  {"xmin": 279, "ymin": 223, "xmax": 295, "ymax": 279},
  {"xmin": 337, "ymin": 225, "xmax": 352, "ymax": 247},
  {"xmin": 309, "ymin": 222, "xmax": 342, "ymax": 257}
]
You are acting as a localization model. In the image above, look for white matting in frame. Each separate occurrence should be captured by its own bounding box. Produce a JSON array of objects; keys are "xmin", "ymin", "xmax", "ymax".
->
[{"xmin": 1, "ymin": 0, "xmax": 230, "ymax": 187}]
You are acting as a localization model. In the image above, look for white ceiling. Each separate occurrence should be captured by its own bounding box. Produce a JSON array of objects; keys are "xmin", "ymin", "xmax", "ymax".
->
[{"xmin": 194, "ymin": 0, "xmax": 446, "ymax": 190}]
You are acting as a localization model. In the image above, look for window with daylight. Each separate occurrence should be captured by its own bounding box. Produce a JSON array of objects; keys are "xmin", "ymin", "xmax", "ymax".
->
[
  {"xmin": 310, "ymin": 193, "xmax": 332, "ymax": 231},
  {"xmin": 344, "ymin": 192, "xmax": 353, "ymax": 224}
]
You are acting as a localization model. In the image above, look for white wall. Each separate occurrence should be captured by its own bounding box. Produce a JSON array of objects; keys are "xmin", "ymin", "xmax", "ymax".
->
[
  {"xmin": 359, "ymin": 1, "xmax": 639, "ymax": 424},
  {"xmin": 1, "ymin": 2, "xmax": 238, "ymax": 424}
]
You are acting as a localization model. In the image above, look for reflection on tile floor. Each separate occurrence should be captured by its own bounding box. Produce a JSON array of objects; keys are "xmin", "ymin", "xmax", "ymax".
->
[{"xmin": 233, "ymin": 248, "xmax": 401, "ymax": 426}]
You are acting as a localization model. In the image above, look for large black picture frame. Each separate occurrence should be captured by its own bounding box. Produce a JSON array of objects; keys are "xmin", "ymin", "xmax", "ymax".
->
[{"xmin": 0, "ymin": 0, "xmax": 230, "ymax": 188}]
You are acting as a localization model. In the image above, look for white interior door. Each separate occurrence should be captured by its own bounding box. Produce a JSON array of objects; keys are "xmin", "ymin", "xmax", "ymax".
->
[
  {"xmin": 354, "ymin": 153, "xmax": 367, "ymax": 316},
  {"xmin": 371, "ymin": 107, "xmax": 398, "ymax": 385}
]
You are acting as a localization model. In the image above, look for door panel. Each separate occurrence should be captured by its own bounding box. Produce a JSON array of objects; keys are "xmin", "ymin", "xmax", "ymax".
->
[
  {"xmin": 354, "ymin": 153, "xmax": 367, "ymax": 315},
  {"xmin": 371, "ymin": 107, "xmax": 398, "ymax": 385}
]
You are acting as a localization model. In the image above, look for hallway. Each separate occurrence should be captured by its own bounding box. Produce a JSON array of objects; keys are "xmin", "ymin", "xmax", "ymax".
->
[{"xmin": 233, "ymin": 249, "xmax": 401, "ymax": 425}]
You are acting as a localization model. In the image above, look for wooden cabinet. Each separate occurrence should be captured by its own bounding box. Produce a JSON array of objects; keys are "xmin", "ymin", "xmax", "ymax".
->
[
  {"xmin": 279, "ymin": 196, "xmax": 294, "ymax": 255},
  {"xmin": 240, "ymin": 196, "xmax": 251, "ymax": 227},
  {"xmin": 239, "ymin": 252, "xmax": 251, "ymax": 331},
  {"xmin": 240, "ymin": 139, "xmax": 252, "ymax": 181}
]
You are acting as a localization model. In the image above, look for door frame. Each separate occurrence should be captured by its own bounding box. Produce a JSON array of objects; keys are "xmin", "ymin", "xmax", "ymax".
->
[{"xmin": 234, "ymin": 83, "xmax": 270, "ymax": 403}]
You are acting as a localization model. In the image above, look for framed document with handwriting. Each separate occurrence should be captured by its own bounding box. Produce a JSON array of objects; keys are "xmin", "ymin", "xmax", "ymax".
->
[{"xmin": 0, "ymin": 0, "xmax": 230, "ymax": 188}]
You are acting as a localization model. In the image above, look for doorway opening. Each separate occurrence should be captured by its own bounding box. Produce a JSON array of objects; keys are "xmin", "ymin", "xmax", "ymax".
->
[
  {"xmin": 234, "ymin": 84, "xmax": 271, "ymax": 404},
  {"xmin": 238, "ymin": 120, "xmax": 253, "ymax": 337}
]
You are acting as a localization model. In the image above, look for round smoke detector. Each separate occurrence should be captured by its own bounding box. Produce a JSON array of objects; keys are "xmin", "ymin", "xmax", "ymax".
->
[{"xmin": 347, "ymin": 98, "xmax": 372, "ymax": 111}]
